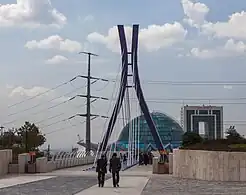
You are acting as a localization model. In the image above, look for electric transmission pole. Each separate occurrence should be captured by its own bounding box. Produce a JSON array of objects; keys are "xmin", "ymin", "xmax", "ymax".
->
[{"xmin": 78, "ymin": 52, "xmax": 108, "ymax": 155}]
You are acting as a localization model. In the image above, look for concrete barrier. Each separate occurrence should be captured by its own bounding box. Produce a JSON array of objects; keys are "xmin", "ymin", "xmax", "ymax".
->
[
  {"xmin": 47, "ymin": 161, "xmax": 56, "ymax": 172},
  {"xmin": 36, "ymin": 157, "xmax": 47, "ymax": 173},
  {"xmin": 0, "ymin": 150, "xmax": 12, "ymax": 177},
  {"xmin": 152, "ymin": 157, "xmax": 159, "ymax": 174},
  {"xmin": 169, "ymin": 153, "xmax": 173, "ymax": 174},
  {"xmin": 18, "ymin": 153, "xmax": 30, "ymax": 174},
  {"xmin": 8, "ymin": 164, "xmax": 19, "ymax": 174},
  {"xmin": 173, "ymin": 149, "xmax": 246, "ymax": 181}
]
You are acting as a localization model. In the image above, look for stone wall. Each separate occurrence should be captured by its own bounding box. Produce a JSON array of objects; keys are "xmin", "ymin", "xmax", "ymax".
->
[
  {"xmin": 173, "ymin": 149, "xmax": 246, "ymax": 181},
  {"xmin": 0, "ymin": 150, "xmax": 12, "ymax": 177}
]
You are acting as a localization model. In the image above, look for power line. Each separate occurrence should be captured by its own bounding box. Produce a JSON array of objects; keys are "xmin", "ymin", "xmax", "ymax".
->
[
  {"xmin": 3, "ymin": 79, "xmax": 103, "ymax": 126},
  {"xmin": 2, "ymin": 97, "xmax": 99, "ymax": 127},
  {"xmin": 44, "ymin": 120, "xmax": 246, "ymax": 136},
  {"xmin": 143, "ymin": 100, "xmax": 246, "ymax": 105},
  {"xmin": 7, "ymin": 83, "xmax": 89, "ymax": 117},
  {"xmin": 44, "ymin": 115, "xmax": 99, "ymax": 135},
  {"xmin": 8, "ymin": 76, "xmax": 81, "ymax": 109},
  {"xmin": 110, "ymin": 79, "xmax": 246, "ymax": 86},
  {"xmin": 112, "ymin": 97, "xmax": 246, "ymax": 102},
  {"xmin": 35, "ymin": 113, "xmax": 65, "ymax": 125},
  {"xmin": 7, "ymin": 74, "xmax": 104, "ymax": 112},
  {"xmin": 2, "ymin": 86, "xmax": 90, "ymax": 126},
  {"xmin": 34, "ymin": 102, "xmax": 88, "ymax": 125},
  {"xmin": 141, "ymin": 97, "xmax": 246, "ymax": 101},
  {"xmin": 40, "ymin": 112, "xmax": 246, "ymax": 130},
  {"xmin": 113, "ymin": 98, "xmax": 246, "ymax": 105},
  {"xmin": 141, "ymin": 80, "xmax": 246, "ymax": 85},
  {"xmin": 45, "ymin": 122, "xmax": 83, "ymax": 135}
]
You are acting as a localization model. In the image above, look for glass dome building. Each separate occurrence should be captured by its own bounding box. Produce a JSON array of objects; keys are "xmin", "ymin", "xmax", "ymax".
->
[{"xmin": 115, "ymin": 112, "xmax": 184, "ymax": 151}]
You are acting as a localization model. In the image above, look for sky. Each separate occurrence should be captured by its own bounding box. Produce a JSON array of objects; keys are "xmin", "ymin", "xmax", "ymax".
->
[{"xmin": 0, "ymin": 0, "xmax": 246, "ymax": 150}]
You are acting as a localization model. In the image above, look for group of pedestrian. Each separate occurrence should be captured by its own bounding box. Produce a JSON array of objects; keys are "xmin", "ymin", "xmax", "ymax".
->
[
  {"xmin": 139, "ymin": 152, "xmax": 153, "ymax": 166},
  {"xmin": 96, "ymin": 153, "xmax": 121, "ymax": 188}
]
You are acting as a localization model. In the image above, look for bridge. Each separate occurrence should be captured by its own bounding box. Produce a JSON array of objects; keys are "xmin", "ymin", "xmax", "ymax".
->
[{"xmin": 0, "ymin": 24, "xmax": 245, "ymax": 194}]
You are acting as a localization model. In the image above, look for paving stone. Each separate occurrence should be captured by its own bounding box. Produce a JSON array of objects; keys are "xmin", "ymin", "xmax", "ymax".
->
[
  {"xmin": 0, "ymin": 176, "xmax": 110, "ymax": 195},
  {"xmin": 141, "ymin": 175, "xmax": 246, "ymax": 195}
]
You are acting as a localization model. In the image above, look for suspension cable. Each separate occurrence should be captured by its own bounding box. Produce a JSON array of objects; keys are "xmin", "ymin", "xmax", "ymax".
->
[{"xmin": 93, "ymin": 63, "xmax": 122, "ymax": 165}]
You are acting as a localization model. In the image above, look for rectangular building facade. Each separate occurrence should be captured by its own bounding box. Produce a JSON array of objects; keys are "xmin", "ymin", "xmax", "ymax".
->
[{"xmin": 181, "ymin": 105, "xmax": 223, "ymax": 139}]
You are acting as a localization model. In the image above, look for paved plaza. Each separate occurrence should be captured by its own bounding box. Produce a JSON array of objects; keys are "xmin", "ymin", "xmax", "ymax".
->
[
  {"xmin": 142, "ymin": 175, "xmax": 246, "ymax": 195},
  {"xmin": 1, "ymin": 165, "xmax": 246, "ymax": 194}
]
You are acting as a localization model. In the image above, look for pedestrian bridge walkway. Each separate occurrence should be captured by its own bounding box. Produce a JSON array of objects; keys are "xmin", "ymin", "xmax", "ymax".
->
[
  {"xmin": 76, "ymin": 176, "xmax": 148, "ymax": 195},
  {"xmin": 0, "ymin": 164, "xmax": 152, "ymax": 194},
  {"xmin": 1, "ymin": 164, "xmax": 246, "ymax": 194}
]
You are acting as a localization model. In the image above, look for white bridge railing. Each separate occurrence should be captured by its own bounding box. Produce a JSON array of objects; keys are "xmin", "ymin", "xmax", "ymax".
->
[{"xmin": 36, "ymin": 150, "xmax": 95, "ymax": 172}]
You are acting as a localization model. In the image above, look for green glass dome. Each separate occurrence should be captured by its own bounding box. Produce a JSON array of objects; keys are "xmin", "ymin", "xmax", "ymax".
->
[{"xmin": 117, "ymin": 112, "xmax": 184, "ymax": 148}]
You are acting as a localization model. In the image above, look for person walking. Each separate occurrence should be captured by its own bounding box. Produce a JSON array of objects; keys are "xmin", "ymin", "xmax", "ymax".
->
[
  {"xmin": 109, "ymin": 153, "xmax": 121, "ymax": 187},
  {"xmin": 139, "ymin": 152, "xmax": 143, "ymax": 165},
  {"xmin": 96, "ymin": 154, "xmax": 107, "ymax": 187},
  {"xmin": 143, "ymin": 152, "xmax": 149, "ymax": 165},
  {"xmin": 123, "ymin": 154, "xmax": 127, "ymax": 166}
]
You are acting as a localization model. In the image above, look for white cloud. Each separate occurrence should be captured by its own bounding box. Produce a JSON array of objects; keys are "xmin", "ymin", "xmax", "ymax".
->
[
  {"xmin": 181, "ymin": 0, "xmax": 209, "ymax": 28},
  {"xmin": 9, "ymin": 86, "xmax": 50, "ymax": 97},
  {"xmin": 186, "ymin": 39, "xmax": 246, "ymax": 59},
  {"xmin": 78, "ymin": 15, "xmax": 94, "ymax": 23},
  {"xmin": 46, "ymin": 55, "xmax": 68, "ymax": 65},
  {"xmin": 202, "ymin": 11, "xmax": 246, "ymax": 40},
  {"xmin": 181, "ymin": 0, "xmax": 246, "ymax": 41},
  {"xmin": 8, "ymin": 86, "xmax": 68, "ymax": 103},
  {"xmin": 83, "ymin": 15, "xmax": 94, "ymax": 22},
  {"xmin": 25, "ymin": 35, "xmax": 82, "ymax": 53},
  {"xmin": 87, "ymin": 23, "xmax": 187, "ymax": 52},
  {"xmin": 0, "ymin": 0, "xmax": 67, "ymax": 28}
]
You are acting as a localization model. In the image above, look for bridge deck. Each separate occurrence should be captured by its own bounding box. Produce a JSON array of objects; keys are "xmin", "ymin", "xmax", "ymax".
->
[{"xmin": 1, "ymin": 165, "xmax": 246, "ymax": 194}]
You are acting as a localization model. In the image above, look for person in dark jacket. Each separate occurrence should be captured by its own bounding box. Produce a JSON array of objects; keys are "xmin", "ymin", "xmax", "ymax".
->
[
  {"xmin": 139, "ymin": 152, "xmax": 143, "ymax": 165},
  {"xmin": 96, "ymin": 154, "xmax": 107, "ymax": 187},
  {"xmin": 109, "ymin": 153, "xmax": 121, "ymax": 187},
  {"xmin": 143, "ymin": 153, "xmax": 149, "ymax": 165},
  {"xmin": 123, "ymin": 154, "xmax": 127, "ymax": 165}
]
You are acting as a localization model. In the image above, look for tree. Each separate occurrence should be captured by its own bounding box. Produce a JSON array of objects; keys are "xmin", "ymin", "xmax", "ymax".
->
[
  {"xmin": 181, "ymin": 132, "xmax": 203, "ymax": 147},
  {"xmin": 0, "ymin": 128, "xmax": 21, "ymax": 149},
  {"xmin": 16, "ymin": 121, "xmax": 46, "ymax": 152},
  {"xmin": 226, "ymin": 126, "xmax": 243, "ymax": 141}
]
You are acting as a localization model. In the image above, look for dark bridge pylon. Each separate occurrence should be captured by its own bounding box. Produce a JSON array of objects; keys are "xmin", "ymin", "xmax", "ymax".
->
[{"xmin": 98, "ymin": 24, "xmax": 164, "ymax": 154}]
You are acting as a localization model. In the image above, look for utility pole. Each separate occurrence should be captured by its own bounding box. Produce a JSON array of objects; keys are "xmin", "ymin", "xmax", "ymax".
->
[{"xmin": 79, "ymin": 52, "xmax": 108, "ymax": 155}]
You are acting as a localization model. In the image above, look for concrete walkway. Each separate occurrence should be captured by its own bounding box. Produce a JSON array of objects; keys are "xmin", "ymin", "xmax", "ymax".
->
[
  {"xmin": 0, "ymin": 164, "xmax": 93, "ymax": 188},
  {"xmin": 75, "ymin": 176, "xmax": 149, "ymax": 195},
  {"xmin": 0, "ymin": 165, "xmax": 152, "ymax": 194},
  {"xmin": 2, "ymin": 164, "xmax": 246, "ymax": 194},
  {"xmin": 0, "ymin": 175, "xmax": 55, "ymax": 189}
]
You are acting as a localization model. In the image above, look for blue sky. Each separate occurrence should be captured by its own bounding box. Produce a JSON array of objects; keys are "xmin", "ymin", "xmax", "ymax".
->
[{"xmin": 0, "ymin": 0, "xmax": 246, "ymax": 149}]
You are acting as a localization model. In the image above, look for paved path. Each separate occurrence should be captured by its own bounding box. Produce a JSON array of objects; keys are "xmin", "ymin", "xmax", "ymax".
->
[
  {"xmin": 0, "ymin": 175, "xmax": 106, "ymax": 195},
  {"xmin": 3, "ymin": 164, "xmax": 246, "ymax": 194},
  {"xmin": 0, "ymin": 164, "xmax": 151, "ymax": 195},
  {"xmin": 0, "ymin": 175, "xmax": 55, "ymax": 189},
  {"xmin": 142, "ymin": 175, "xmax": 246, "ymax": 195},
  {"xmin": 75, "ymin": 176, "xmax": 149, "ymax": 195},
  {"xmin": 0, "ymin": 164, "xmax": 98, "ymax": 195}
]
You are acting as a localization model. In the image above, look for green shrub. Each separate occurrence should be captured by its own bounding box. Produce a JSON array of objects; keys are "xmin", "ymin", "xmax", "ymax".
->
[{"xmin": 182, "ymin": 132, "xmax": 203, "ymax": 147}]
